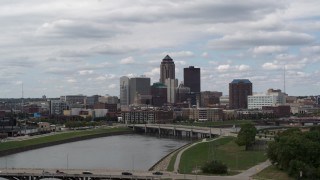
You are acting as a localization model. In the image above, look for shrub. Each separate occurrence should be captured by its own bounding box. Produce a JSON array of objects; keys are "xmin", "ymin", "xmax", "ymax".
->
[{"xmin": 201, "ymin": 160, "xmax": 228, "ymax": 174}]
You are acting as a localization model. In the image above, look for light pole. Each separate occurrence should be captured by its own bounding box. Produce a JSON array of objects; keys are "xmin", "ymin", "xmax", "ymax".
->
[
  {"xmin": 66, "ymin": 153, "xmax": 69, "ymax": 169},
  {"xmin": 132, "ymin": 155, "xmax": 134, "ymax": 173}
]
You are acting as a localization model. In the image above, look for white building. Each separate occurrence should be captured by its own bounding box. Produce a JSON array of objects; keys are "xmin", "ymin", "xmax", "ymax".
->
[
  {"xmin": 165, "ymin": 78, "xmax": 178, "ymax": 104},
  {"xmin": 248, "ymin": 89, "xmax": 286, "ymax": 109}
]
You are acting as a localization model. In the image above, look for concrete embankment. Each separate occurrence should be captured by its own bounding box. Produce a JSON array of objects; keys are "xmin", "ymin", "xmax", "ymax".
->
[
  {"xmin": 0, "ymin": 130, "xmax": 134, "ymax": 157},
  {"xmin": 148, "ymin": 141, "xmax": 193, "ymax": 171}
]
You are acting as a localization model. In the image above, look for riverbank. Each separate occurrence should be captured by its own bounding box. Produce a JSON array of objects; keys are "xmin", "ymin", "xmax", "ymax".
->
[
  {"xmin": 149, "ymin": 141, "xmax": 192, "ymax": 171},
  {"xmin": 0, "ymin": 127, "xmax": 133, "ymax": 157}
]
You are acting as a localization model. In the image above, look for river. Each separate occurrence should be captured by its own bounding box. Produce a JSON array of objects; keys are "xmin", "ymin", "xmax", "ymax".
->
[{"xmin": 0, "ymin": 134, "xmax": 189, "ymax": 171}]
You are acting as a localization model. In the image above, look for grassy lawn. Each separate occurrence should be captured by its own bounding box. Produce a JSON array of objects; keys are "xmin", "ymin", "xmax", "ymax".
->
[
  {"xmin": 179, "ymin": 137, "xmax": 267, "ymax": 174},
  {"xmin": 175, "ymin": 120, "xmax": 253, "ymax": 127},
  {"xmin": 0, "ymin": 127, "xmax": 131, "ymax": 151},
  {"xmin": 167, "ymin": 152, "xmax": 178, "ymax": 171},
  {"xmin": 252, "ymin": 165, "xmax": 293, "ymax": 180}
]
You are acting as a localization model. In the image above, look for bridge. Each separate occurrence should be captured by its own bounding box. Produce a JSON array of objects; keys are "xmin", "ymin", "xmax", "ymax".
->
[{"xmin": 128, "ymin": 124, "xmax": 234, "ymax": 138}]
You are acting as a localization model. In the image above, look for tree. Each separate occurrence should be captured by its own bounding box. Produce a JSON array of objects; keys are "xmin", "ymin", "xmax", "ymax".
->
[
  {"xmin": 236, "ymin": 123, "xmax": 257, "ymax": 150},
  {"xmin": 201, "ymin": 160, "xmax": 228, "ymax": 174},
  {"xmin": 267, "ymin": 128, "xmax": 320, "ymax": 179}
]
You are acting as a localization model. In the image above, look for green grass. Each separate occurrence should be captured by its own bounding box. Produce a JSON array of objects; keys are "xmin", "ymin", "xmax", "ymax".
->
[
  {"xmin": 252, "ymin": 165, "xmax": 294, "ymax": 180},
  {"xmin": 179, "ymin": 137, "xmax": 267, "ymax": 174},
  {"xmin": 167, "ymin": 152, "xmax": 178, "ymax": 171},
  {"xmin": 175, "ymin": 120, "xmax": 253, "ymax": 127},
  {"xmin": 0, "ymin": 127, "xmax": 131, "ymax": 151}
]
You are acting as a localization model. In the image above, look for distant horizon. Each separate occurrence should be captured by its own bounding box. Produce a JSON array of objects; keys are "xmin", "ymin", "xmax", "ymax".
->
[{"xmin": 0, "ymin": 1, "xmax": 320, "ymax": 98}]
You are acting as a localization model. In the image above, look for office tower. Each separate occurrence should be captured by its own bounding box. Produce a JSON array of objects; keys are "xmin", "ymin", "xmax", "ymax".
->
[
  {"xmin": 176, "ymin": 82, "xmax": 191, "ymax": 103},
  {"xmin": 151, "ymin": 82, "xmax": 167, "ymax": 107},
  {"xmin": 160, "ymin": 55, "xmax": 175, "ymax": 84},
  {"xmin": 229, "ymin": 79, "xmax": 252, "ymax": 109},
  {"xmin": 201, "ymin": 91, "xmax": 223, "ymax": 107},
  {"xmin": 184, "ymin": 66, "xmax": 200, "ymax": 93},
  {"xmin": 248, "ymin": 88, "xmax": 287, "ymax": 109},
  {"xmin": 86, "ymin": 95, "xmax": 100, "ymax": 108},
  {"xmin": 120, "ymin": 76, "xmax": 130, "ymax": 109},
  {"xmin": 129, "ymin": 76, "xmax": 151, "ymax": 105},
  {"xmin": 165, "ymin": 78, "xmax": 178, "ymax": 104}
]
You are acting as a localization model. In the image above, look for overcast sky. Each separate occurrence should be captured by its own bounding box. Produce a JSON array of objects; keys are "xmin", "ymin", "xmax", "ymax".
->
[{"xmin": 1, "ymin": 0, "xmax": 320, "ymax": 98}]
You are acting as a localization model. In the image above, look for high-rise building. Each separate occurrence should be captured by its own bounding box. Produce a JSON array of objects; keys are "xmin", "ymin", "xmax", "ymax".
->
[
  {"xmin": 229, "ymin": 79, "xmax": 252, "ymax": 109},
  {"xmin": 184, "ymin": 66, "xmax": 200, "ymax": 93},
  {"xmin": 120, "ymin": 76, "xmax": 130, "ymax": 109},
  {"xmin": 151, "ymin": 82, "xmax": 167, "ymax": 107},
  {"xmin": 160, "ymin": 55, "xmax": 175, "ymax": 84},
  {"xmin": 129, "ymin": 76, "xmax": 151, "ymax": 105},
  {"xmin": 165, "ymin": 78, "xmax": 178, "ymax": 104},
  {"xmin": 176, "ymin": 82, "xmax": 190, "ymax": 103}
]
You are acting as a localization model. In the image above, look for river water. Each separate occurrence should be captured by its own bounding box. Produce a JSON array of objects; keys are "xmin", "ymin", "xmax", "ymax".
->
[{"xmin": 0, "ymin": 134, "xmax": 189, "ymax": 171}]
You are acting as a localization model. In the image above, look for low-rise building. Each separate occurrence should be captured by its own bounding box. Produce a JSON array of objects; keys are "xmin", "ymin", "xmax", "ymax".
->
[
  {"xmin": 121, "ymin": 110, "xmax": 173, "ymax": 124},
  {"xmin": 248, "ymin": 89, "xmax": 286, "ymax": 109},
  {"xmin": 181, "ymin": 108, "xmax": 223, "ymax": 121}
]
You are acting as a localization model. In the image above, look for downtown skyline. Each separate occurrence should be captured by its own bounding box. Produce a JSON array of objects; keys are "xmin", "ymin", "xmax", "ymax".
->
[{"xmin": 1, "ymin": 0, "xmax": 320, "ymax": 98}]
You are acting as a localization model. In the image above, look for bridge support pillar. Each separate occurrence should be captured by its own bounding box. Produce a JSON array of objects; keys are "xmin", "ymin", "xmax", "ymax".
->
[{"xmin": 145, "ymin": 124, "xmax": 147, "ymax": 134}]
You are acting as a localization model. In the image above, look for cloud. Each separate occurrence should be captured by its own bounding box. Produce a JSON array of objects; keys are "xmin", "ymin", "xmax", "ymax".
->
[
  {"xmin": 251, "ymin": 46, "xmax": 287, "ymax": 55},
  {"xmin": 161, "ymin": 51, "xmax": 194, "ymax": 58},
  {"xmin": 78, "ymin": 70, "xmax": 94, "ymax": 75},
  {"xmin": 208, "ymin": 31, "xmax": 314, "ymax": 49},
  {"xmin": 201, "ymin": 52, "xmax": 209, "ymax": 58},
  {"xmin": 108, "ymin": 84, "xmax": 116, "ymax": 89},
  {"xmin": 120, "ymin": 56, "xmax": 135, "ymax": 64},
  {"xmin": 237, "ymin": 65, "xmax": 251, "ymax": 71},
  {"xmin": 217, "ymin": 64, "xmax": 231, "ymax": 72},
  {"xmin": 66, "ymin": 79, "xmax": 77, "ymax": 83},
  {"xmin": 144, "ymin": 68, "xmax": 160, "ymax": 77},
  {"xmin": 262, "ymin": 62, "xmax": 280, "ymax": 70},
  {"xmin": 36, "ymin": 19, "xmax": 123, "ymax": 39}
]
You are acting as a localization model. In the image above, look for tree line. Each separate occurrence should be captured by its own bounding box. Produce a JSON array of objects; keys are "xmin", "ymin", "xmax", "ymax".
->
[{"xmin": 268, "ymin": 127, "xmax": 320, "ymax": 179}]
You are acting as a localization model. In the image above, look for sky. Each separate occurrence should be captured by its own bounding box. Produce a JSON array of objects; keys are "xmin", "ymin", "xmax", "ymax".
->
[{"xmin": 1, "ymin": 0, "xmax": 320, "ymax": 98}]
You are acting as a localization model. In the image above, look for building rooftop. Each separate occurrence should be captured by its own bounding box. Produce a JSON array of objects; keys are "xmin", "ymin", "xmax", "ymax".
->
[
  {"xmin": 152, "ymin": 82, "xmax": 166, "ymax": 88},
  {"xmin": 162, "ymin": 55, "xmax": 173, "ymax": 61},
  {"xmin": 230, "ymin": 79, "xmax": 252, "ymax": 84}
]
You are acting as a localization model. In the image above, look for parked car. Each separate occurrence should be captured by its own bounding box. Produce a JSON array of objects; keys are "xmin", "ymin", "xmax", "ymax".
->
[
  {"xmin": 82, "ymin": 171, "xmax": 93, "ymax": 175},
  {"xmin": 153, "ymin": 171, "xmax": 163, "ymax": 175},
  {"xmin": 122, "ymin": 172, "xmax": 132, "ymax": 175}
]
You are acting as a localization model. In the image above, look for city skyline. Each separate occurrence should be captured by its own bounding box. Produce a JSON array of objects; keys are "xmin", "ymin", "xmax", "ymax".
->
[{"xmin": 1, "ymin": 1, "xmax": 320, "ymax": 98}]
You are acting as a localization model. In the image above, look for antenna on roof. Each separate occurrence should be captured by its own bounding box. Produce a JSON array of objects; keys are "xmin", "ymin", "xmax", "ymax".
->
[{"xmin": 283, "ymin": 65, "xmax": 286, "ymax": 93}]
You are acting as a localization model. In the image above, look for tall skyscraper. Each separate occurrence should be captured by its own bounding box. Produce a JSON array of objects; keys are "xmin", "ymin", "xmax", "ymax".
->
[
  {"xmin": 160, "ymin": 55, "xmax": 175, "ymax": 84},
  {"xmin": 129, "ymin": 76, "xmax": 151, "ymax": 105},
  {"xmin": 165, "ymin": 78, "xmax": 178, "ymax": 104},
  {"xmin": 184, "ymin": 66, "xmax": 201, "ymax": 93},
  {"xmin": 120, "ymin": 76, "xmax": 130, "ymax": 109},
  {"xmin": 229, "ymin": 79, "xmax": 252, "ymax": 109}
]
